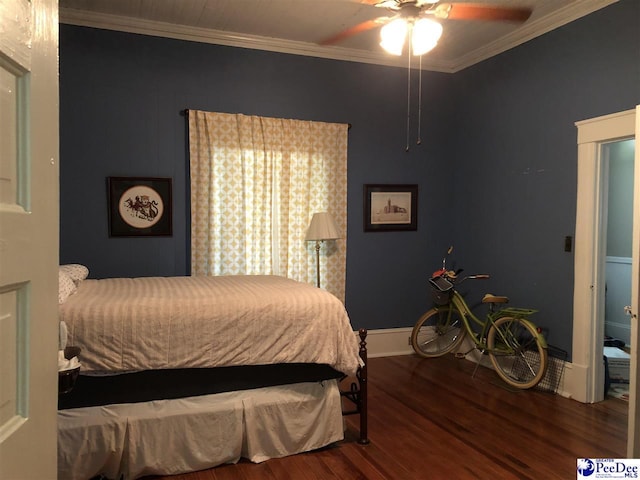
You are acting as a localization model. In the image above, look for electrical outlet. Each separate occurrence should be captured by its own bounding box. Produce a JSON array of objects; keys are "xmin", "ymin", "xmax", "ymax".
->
[{"xmin": 408, "ymin": 336, "xmax": 412, "ymax": 346}]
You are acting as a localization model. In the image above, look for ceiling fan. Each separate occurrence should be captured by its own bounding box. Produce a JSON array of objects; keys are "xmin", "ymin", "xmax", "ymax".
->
[{"xmin": 321, "ymin": 1, "xmax": 533, "ymax": 56}]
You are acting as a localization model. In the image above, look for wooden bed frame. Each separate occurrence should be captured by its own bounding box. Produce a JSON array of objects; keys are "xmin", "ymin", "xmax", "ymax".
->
[{"xmin": 341, "ymin": 328, "xmax": 369, "ymax": 444}]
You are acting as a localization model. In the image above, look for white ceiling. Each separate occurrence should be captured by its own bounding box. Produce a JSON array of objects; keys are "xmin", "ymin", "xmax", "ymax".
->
[{"xmin": 58, "ymin": 0, "xmax": 618, "ymax": 73}]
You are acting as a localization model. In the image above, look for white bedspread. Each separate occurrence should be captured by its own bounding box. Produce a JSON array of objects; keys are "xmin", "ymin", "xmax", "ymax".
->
[{"xmin": 60, "ymin": 275, "xmax": 360, "ymax": 375}]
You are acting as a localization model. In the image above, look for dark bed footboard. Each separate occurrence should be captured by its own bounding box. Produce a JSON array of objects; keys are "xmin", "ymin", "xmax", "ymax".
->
[{"xmin": 340, "ymin": 328, "xmax": 370, "ymax": 445}]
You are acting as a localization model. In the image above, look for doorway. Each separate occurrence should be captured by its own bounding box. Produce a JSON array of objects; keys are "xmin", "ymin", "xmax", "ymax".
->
[
  {"xmin": 573, "ymin": 107, "xmax": 640, "ymax": 457},
  {"xmin": 572, "ymin": 108, "xmax": 636, "ymax": 405},
  {"xmin": 603, "ymin": 139, "xmax": 635, "ymax": 400}
]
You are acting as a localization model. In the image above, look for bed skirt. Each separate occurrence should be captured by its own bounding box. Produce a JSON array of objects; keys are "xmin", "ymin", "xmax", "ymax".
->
[{"xmin": 58, "ymin": 380, "xmax": 344, "ymax": 480}]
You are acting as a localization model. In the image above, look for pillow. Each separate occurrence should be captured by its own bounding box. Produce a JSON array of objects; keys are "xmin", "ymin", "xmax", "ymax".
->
[
  {"xmin": 59, "ymin": 270, "xmax": 77, "ymax": 305},
  {"xmin": 59, "ymin": 264, "xmax": 89, "ymax": 284}
]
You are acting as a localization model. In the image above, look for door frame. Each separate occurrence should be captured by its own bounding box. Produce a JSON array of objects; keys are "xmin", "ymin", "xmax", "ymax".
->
[{"xmin": 572, "ymin": 107, "xmax": 638, "ymax": 453}]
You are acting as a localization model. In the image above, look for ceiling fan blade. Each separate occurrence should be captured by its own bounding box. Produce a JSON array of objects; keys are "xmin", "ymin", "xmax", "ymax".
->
[
  {"xmin": 320, "ymin": 19, "xmax": 384, "ymax": 45},
  {"xmin": 359, "ymin": 0, "xmax": 396, "ymax": 5},
  {"xmin": 436, "ymin": 3, "xmax": 532, "ymax": 22}
]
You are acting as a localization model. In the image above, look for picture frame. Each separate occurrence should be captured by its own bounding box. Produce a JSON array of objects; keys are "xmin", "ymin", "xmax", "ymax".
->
[
  {"xmin": 107, "ymin": 177, "xmax": 173, "ymax": 237},
  {"xmin": 363, "ymin": 184, "xmax": 418, "ymax": 232}
]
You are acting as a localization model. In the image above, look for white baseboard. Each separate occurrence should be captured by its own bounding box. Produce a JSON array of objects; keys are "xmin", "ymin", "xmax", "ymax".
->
[{"xmin": 356, "ymin": 327, "xmax": 415, "ymax": 358}]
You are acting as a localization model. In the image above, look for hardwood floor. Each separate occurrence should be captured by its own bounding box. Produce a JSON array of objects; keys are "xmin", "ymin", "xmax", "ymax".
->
[{"xmin": 147, "ymin": 354, "xmax": 627, "ymax": 480}]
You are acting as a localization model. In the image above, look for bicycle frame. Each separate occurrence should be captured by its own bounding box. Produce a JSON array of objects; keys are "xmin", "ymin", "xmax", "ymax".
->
[{"xmin": 442, "ymin": 289, "xmax": 548, "ymax": 352}]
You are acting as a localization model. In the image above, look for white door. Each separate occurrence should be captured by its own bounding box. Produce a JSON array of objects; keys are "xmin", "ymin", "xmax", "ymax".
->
[{"xmin": 0, "ymin": 0, "xmax": 59, "ymax": 478}]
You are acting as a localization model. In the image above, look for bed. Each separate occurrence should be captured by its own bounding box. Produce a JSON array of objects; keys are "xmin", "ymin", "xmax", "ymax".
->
[{"xmin": 56, "ymin": 269, "xmax": 368, "ymax": 479}]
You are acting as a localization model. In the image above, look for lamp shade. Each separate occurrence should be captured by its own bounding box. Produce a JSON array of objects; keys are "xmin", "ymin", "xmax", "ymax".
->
[
  {"xmin": 305, "ymin": 212, "xmax": 340, "ymax": 241},
  {"xmin": 379, "ymin": 17, "xmax": 442, "ymax": 56},
  {"xmin": 380, "ymin": 18, "xmax": 407, "ymax": 56},
  {"xmin": 411, "ymin": 18, "xmax": 442, "ymax": 56}
]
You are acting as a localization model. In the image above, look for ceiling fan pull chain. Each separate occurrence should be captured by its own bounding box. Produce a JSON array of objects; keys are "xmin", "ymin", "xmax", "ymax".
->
[
  {"xmin": 417, "ymin": 54, "xmax": 422, "ymax": 145},
  {"xmin": 406, "ymin": 40, "xmax": 412, "ymax": 152}
]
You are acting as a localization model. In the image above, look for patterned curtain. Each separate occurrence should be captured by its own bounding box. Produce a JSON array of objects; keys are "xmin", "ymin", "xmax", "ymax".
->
[{"xmin": 188, "ymin": 110, "xmax": 348, "ymax": 301}]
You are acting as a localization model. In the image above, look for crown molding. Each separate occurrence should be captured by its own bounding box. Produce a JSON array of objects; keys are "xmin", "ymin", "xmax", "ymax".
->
[
  {"xmin": 59, "ymin": 0, "xmax": 617, "ymax": 74},
  {"xmin": 58, "ymin": 8, "xmax": 434, "ymax": 70},
  {"xmin": 450, "ymin": 0, "xmax": 618, "ymax": 71}
]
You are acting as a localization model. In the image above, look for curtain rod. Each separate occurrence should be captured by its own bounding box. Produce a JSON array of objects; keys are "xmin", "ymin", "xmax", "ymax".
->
[{"xmin": 180, "ymin": 109, "xmax": 351, "ymax": 130}]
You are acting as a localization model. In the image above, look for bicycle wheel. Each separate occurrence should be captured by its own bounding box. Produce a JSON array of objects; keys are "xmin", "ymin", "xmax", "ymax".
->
[
  {"xmin": 411, "ymin": 306, "xmax": 467, "ymax": 357},
  {"xmin": 487, "ymin": 316, "xmax": 548, "ymax": 389}
]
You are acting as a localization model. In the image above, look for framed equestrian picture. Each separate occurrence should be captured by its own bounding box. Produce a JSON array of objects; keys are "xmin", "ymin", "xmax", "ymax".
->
[{"xmin": 107, "ymin": 177, "xmax": 173, "ymax": 237}]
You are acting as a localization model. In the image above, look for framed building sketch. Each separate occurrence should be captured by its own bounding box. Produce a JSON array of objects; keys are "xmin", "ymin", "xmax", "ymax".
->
[
  {"xmin": 107, "ymin": 177, "xmax": 173, "ymax": 237},
  {"xmin": 364, "ymin": 184, "xmax": 418, "ymax": 232}
]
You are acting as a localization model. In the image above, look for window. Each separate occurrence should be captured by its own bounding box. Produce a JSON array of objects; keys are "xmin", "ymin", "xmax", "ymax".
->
[{"xmin": 188, "ymin": 111, "xmax": 348, "ymax": 300}]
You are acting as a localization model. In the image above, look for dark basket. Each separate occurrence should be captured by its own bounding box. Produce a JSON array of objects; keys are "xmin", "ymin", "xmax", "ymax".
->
[
  {"xmin": 58, "ymin": 346, "xmax": 82, "ymax": 395},
  {"xmin": 429, "ymin": 276, "xmax": 453, "ymax": 306},
  {"xmin": 58, "ymin": 367, "xmax": 80, "ymax": 395},
  {"xmin": 431, "ymin": 289, "xmax": 452, "ymax": 305}
]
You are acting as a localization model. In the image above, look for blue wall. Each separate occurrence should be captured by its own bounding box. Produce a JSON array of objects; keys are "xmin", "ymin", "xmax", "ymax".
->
[
  {"xmin": 60, "ymin": 0, "xmax": 639, "ymax": 355},
  {"xmin": 446, "ymin": 0, "xmax": 639, "ymax": 349}
]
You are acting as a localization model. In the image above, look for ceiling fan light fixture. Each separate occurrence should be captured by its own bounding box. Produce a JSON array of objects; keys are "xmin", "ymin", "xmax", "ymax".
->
[
  {"xmin": 411, "ymin": 18, "xmax": 442, "ymax": 56},
  {"xmin": 380, "ymin": 18, "xmax": 408, "ymax": 56}
]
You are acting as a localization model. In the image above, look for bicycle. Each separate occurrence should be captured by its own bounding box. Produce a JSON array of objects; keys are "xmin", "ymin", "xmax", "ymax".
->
[{"xmin": 410, "ymin": 248, "xmax": 548, "ymax": 389}]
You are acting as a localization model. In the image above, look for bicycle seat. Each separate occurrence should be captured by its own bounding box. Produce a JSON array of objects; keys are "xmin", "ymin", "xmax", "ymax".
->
[{"xmin": 482, "ymin": 294, "xmax": 509, "ymax": 304}]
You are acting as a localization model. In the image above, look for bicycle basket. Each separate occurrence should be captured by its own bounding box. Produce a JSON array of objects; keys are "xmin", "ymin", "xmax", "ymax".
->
[{"xmin": 429, "ymin": 276, "xmax": 453, "ymax": 305}]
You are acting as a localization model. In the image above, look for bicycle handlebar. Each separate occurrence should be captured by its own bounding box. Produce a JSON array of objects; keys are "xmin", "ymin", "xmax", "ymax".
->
[
  {"xmin": 435, "ymin": 272, "xmax": 490, "ymax": 286},
  {"xmin": 453, "ymin": 274, "xmax": 490, "ymax": 285},
  {"xmin": 432, "ymin": 247, "xmax": 489, "ymax": 285}
]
